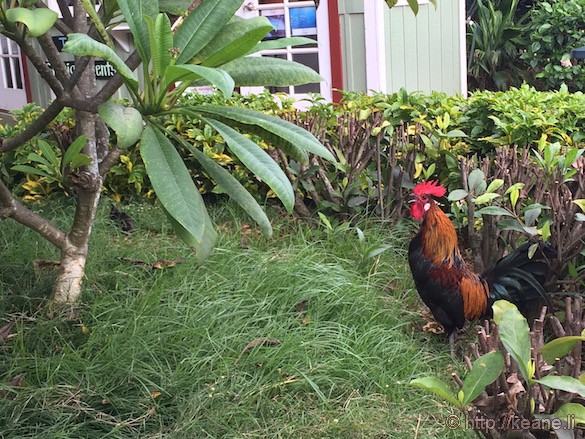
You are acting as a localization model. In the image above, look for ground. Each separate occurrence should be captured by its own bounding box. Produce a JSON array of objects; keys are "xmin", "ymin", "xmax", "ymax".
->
[{"xmin": 0, "ymin": 200, "xmax": 474, "ymax": 438}]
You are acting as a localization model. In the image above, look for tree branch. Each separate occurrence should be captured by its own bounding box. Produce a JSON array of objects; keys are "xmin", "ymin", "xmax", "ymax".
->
[
  {"xmin": 0, "ymin": 178, "xmax": 67, "ymax": 250},
  {"xmin": 0, "ymin": 100, "xmax": 65, "ymax": 153},
  {"xmin": 37, "ymin": 33, "xmax": 71, "ymax": 87},
  {"xmin": 60, "ymin": 96, "xmax": 98, "ymax": 113},
  {"xmin": 66, "ymin": 57, "xmax": 91, "ymax": 93},
  {"xmin": 17, "ymin": 36, "xmax": 64, "ymax": 96},
  {"xmin": 55, "ymin": 0, "xmax": 74, "ymax": 29},
  {"xmin": 99, "ymin": 146, "xmax": 122, "ymax": 176}
]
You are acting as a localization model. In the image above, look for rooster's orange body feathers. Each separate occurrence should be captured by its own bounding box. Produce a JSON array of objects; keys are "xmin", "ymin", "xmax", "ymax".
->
[{"xmin": 408, "ymin": 181, "xmax": 553, "ymax": 339}]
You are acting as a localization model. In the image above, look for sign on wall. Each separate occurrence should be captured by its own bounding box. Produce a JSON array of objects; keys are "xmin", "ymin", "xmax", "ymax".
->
[{"xmin": 51, "ymin": 35, "xmax": 118, "ymax": 79}]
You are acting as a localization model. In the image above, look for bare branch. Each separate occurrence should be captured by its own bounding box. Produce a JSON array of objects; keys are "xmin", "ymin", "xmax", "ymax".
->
[
  {"xmin": 66, "ymin": 57, "xmax": 91, "ymax": 93},
  {"xmin": 56, "ymin": 0, "xmax": 74, "ymax": 29},
  {"xmin": 59, "ymin": 96, "xmax": 98, "ymax": 113},
  {"xmin": 0, "ymin": 179, "xmax": 66, "ymax": 250},
  {"xmin": 0, "ymin": 100, "xmax": 65, "ymax": 153},
  {"xmin": 99, "ymin": 146, "xmax": 122, "ymax": 176},
  {"xmin": 16, "ymin": 37, "xmax": 64, "ymax": 96},
  {"xmin": 37, "ymin": 33, "xmax": 71, "ymax": 87}
]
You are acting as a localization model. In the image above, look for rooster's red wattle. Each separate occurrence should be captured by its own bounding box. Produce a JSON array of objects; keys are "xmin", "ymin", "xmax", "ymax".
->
[{"xmin": 408, "ymin": 180, "xmax": 554, "ymax": 349}]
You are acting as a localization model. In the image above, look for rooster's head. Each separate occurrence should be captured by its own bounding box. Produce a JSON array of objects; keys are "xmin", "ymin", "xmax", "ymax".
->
[{"xmin": 410, "ymin": 180, "xmax": 446, "ymax": 221}]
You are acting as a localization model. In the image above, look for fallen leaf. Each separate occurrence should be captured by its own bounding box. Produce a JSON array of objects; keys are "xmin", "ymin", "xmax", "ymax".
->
[
  {"xmin": 506, "ymin": 373, "xmax": 526, "ymax": 406},
  {"xmin": 118, "ymin": 257, "xmax": 148, "ymax": 266},
  {"xmin": 235, "ymin": 337, "xmax": 281, "ymax": 363},
  {"xmin": 0, "ymin": 319, "xmax": 16, "ymax": 342},
  {"xmin": 9, "ymin": 372, "xmax": 25, "ymax": 387},
  {"xmin": 152, "ymin": 259, "xmax": 183, "ymax": 270},
  {"xmin": 0, "ymin": 372, "xmax": 26, "ymax": 399},
  {"xmin": 422, "ymin": 321, "xmax": 445, "ymax": 334}
]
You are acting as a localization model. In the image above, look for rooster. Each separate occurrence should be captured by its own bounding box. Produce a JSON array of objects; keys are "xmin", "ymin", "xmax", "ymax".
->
[{"xmin": 408, "ymin": 180, "xmax": 554, "ymax": 351}]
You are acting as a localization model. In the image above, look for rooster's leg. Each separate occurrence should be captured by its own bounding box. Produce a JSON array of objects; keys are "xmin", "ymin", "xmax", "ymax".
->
[{"xmin": 449, "ymin": 330, "xmax": 458, "ymax": 358}]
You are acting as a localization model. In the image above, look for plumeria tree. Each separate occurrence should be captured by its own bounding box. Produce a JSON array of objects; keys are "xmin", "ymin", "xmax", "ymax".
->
[
  {"xmin": 0, "ymin": 0, "xmax": 428, "ymax": 308},
  {"xmin": 0, "ymin": 0, "xmax": 335, "ymax": 307}
]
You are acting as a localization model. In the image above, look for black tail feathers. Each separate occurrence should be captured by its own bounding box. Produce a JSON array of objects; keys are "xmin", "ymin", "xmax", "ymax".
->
[{"xmin": 482, "ymin": 241, "xmax": 556, "ymax": 312}]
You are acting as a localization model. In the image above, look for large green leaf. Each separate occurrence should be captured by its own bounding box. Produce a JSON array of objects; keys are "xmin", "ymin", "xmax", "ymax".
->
[
  {"xmin": 162, "ymin": 205, "xmax": 217, "ymax": 265},
  {"xmin": 496, "ymin": 301, "xmax": 533, "ymax": 383},
  {"xmin": 248, "ymin": 37, "xmax": 316, "ymax": 55},
  {"xmin": 536, "ymin": 376, "xmax": 585, "ymax": 398},
  {"xmin": 62, "ymin": 135, "xmax": 87, "ymax": 169},
  {"xmin": 140, "ymin": 125, "xmax": 206, "ymax": 242},
  {"xmin": 145, "ymin": 13, "xmax": 173, "ymax": 79},
  {"xmin": 220, "ymin": 57, "xmax": 323, "ymax": 86},
  {"xmin": 476, "ymin": 206, "xmax": 514, "ymax": 217},
  {"xmin": 553, "ymin": 403, "xmax": 585, "ymax": 425},
  {"xmin": 163, "ymin": 65, "xmax": 234, "ymax": 97},
  {"xmin": 5, "ymin": 7, "xmax": 57, "ymax": 37},
  {"xmin": 492, "ymin": 299, "xmax": 517, "ymax": 325},
  {"xmin": 468, "ymin": 169, "xmax": 485, "ymax": 192},
  {"xmin": 116, "ymin": 0, "xmax": 157, "ymax": 63},
  {"xmin": 62, "ymin": 34, "xmax": 139, "ymax": 90},
  {"xmin": 175, "ymin": 136, "xmax": 272, "ymax": 236},
  {"xmin": 541, "ymin": 336, "xmax": 585, "ymax": 365},
  {"xmin": 460, "ymin": 352, "xmax": 504, "ymax": 405},
  {"xmin": 195, "ymin": 17, "xmax": 273, "ymax": 67},
  {"xmin": 62, "ymin": 135, "xmax": 91, "ymax": 171},
  {"xmin": 410, "ymin": 377, "xmax": 461, "ymax": 408},
  {"xmin": 204, "ymin": 118, "xmax": 294, "ymax": 213},
  {"xmin": 98, "ymin": 102, "xmax": 143, "ymax": 148},
  {"xmin": 11, "ymin": 165, "xmax": 52, "ymax": 179},
  {"xmin": 190, "ymin": 105, "xmax": 335, "ymax": 164},
  {"xmin": 174, "ymin": 0, "xmax": 244, "ymax": 65}
]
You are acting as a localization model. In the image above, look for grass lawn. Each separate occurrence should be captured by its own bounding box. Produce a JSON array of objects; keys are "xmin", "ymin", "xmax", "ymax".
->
[{"xmin": 0, "ymin": 201, "xmax": 473, "ymax": 438}]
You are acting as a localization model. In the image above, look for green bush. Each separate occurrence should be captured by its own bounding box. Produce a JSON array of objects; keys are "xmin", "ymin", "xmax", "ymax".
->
[
  {"xmin": 467, "ymin": 0, "xmax": 527, "ymax": 91},
  {"xmin": 521, "ymin": 0, "xmax": 585, "ymax": 91},
  {"xmin": 460, "ymin": 84, "xmax": 585, "ymax": 154},
  {"xmin": 0, "ymin": 104, "xmax": 75, "ymax": 200},
  {"xmin": 5, "ymin": 87, "xmax": 585, "ymax": 225}
]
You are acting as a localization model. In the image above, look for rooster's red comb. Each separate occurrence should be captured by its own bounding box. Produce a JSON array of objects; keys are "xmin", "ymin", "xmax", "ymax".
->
[{"xmin": 412, "ymin": 180, "xmax": 446, "ymax": 198}]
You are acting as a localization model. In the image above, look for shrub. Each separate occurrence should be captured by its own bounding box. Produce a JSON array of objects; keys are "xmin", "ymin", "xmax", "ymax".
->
[
  {"xmin": 0, "ymin": 104, "xmax": 75, "ymax": 199},
  {"xmin": 467, "ymin": 0, "xmax": 528, "ymax": 91},
  {"xmin": 447, "ymin": 143, "xmax": 585, "ymax": 287},
  {"xmin": 460, "ymin": 84, "xmax": 585, "ymax": 154},
  {"xmin": 521, "ymin": 0, "xmax": 585, "ymax": 91},
  {"xmin": 411, "ymin": 299, "xmax": 585, "ymax": 439}
]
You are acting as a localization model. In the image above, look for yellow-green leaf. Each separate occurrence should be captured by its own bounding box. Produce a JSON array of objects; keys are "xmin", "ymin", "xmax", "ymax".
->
[{"xmin": 5, "ymin": 7, "xmax": 57, "ymax": 37}]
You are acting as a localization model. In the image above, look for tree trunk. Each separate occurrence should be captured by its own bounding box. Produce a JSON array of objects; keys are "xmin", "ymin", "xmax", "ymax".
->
[
  {"xmin": 52, "ymin": 247, "xmax": 88, "ymax": 303},
  {"xmin": 51, "ymin": 119, "xmax": 104, "ymax": 304},
  {"xmin": 51, "ymin": 1, "xmax": 103, "ymax": 305}
]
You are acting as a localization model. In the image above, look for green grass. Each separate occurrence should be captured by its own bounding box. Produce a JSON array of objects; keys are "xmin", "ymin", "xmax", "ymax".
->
[{"xmin": 0, "ymin": 201, "xmax": 473, "ymax": 438}]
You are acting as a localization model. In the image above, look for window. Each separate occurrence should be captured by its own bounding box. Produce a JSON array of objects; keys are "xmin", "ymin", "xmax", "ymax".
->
[
  {"xmin": 256, "ymin": 0, "xmax": 322, "ymax": 95},
  {"xmin": 0, "ymin": 35, "xmax": 23, "ymax": 90}
]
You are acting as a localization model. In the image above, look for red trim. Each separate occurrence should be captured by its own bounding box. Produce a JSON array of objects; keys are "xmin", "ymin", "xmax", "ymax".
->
[
  {"xmin": 327, "ymin": 0, "xmax": 343, "ymax": 103},
  {"xmin": 20, "ymin": 50, "xmax": 32, "ymax": 103}
]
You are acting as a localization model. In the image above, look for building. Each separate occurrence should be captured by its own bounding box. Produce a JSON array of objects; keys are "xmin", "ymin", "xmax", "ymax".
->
[{"xmin": 0, "ymin": 0, "xmax": 466, "ymax": 113}]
